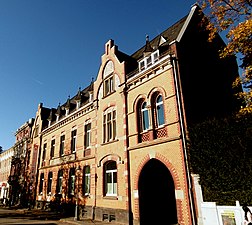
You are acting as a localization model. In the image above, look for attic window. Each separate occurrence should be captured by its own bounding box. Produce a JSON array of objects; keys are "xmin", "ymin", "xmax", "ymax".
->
[
  {"xmin": 139, "ymin": 50, "xmax": 159, "ymax": 71},
  {"xmin": 140, "ymin": 61, "xmax": 145, "ymax": 71},
  {"xmin": 146, "ymin": 56, "xmax": 152, "ymax": 67},
  {"xmin": 103, "ymin": 61, "xmax": 115, "ymax": 97},
  {"xmin": 104, "ymin": 76, "xmax": 114, "ymax": 96},
  {"xmin": 153, "ymin": 51, "xmax": 159, "ymax": 62}
]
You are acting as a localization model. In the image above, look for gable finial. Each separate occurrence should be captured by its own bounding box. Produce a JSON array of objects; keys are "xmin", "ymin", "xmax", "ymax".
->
[{"xmin": 146, "ymin": 34, "xmax": 149, "ymax": 42}]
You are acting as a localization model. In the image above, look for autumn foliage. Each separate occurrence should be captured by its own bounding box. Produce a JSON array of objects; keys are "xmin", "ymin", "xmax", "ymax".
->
[{"xmin": 200, "ymin": 0, "xmax": 252, "ymax": 114}]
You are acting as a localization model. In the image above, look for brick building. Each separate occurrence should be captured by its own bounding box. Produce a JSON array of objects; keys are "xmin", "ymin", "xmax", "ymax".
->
[
  {"xmin": 0, "ymin": 147, "xmax": 14, "ymax": 205},
  {"xmin": 8, "ymin": 119, "xmax": 34, "ymax": 207},
  {"xmin": 27, "ymin": 5, "xmax": 240, "ymax": 225}
]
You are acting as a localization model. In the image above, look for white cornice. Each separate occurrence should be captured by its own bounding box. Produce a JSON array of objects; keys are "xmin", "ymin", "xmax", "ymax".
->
[{"xmin": 176, "ymin": 5, "xmax": 198, "ymax": 43}]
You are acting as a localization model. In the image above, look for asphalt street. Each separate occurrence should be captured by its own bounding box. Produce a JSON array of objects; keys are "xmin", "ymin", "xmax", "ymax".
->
[
  {"xmin": 0, "ymin": 207, "xmax": 119, "ymax": 225},
  {"xmin": 0, "ymin": 207, "xmax": 62, "ymax": 224}
]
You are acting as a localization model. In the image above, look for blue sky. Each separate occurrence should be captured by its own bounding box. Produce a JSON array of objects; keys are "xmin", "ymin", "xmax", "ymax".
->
[{"xmin": 0, "ymin": 0, "xmax": 197, "ymax": 150}]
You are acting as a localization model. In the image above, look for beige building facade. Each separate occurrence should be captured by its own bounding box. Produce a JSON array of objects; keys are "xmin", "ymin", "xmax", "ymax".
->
[{"xmin": 26, "ymin": 5, "xmax": 240, "ymax": 225}]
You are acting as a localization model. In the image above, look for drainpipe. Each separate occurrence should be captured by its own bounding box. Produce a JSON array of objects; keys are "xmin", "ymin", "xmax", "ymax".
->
[
  {"xmin": 123, "ymin": 82, "xmax": 133, "ymax": 225},
  {"xmin": 92, "ymin": 98, "xmax": 99, "ymax": 220},
  {"xmin": 170, "ymin": 54, "xmax": 196, "ymax": 225}
]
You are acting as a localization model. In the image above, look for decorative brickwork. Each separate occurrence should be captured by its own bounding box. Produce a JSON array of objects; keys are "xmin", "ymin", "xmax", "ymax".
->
[{"xmin": 156, "ymin": 126, "xmax": 168, "ymax": 138}]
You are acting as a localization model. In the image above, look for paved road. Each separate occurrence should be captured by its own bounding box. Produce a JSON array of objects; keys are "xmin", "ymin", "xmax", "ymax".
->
[
  {"xmin": 0, "ymin": 207, "xmax": 70, "ymax": 225},
  {"xmin": 0, "ymin": 207, "xmax": 119, "ymax": 225}
]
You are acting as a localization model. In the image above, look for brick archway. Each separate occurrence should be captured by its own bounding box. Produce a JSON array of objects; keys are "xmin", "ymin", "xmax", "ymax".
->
[{"xmin": 133, "ymin": 153, "xmax": 183, "ymax": 224}]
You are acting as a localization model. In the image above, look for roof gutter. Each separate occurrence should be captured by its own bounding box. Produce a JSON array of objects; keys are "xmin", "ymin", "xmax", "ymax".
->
[{"xmin": 170, "ymin": 53, "xmax": 196, "ymax": 225}]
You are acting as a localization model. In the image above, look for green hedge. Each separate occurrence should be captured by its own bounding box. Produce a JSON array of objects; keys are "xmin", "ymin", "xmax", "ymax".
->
[{"xmin": 187, "ymin": 113, "xmax": 252, "ymax": 205}]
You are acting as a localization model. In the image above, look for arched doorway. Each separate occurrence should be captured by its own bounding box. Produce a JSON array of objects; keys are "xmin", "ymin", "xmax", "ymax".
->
[{"xmin": 138, "ymin": 159, "xmax": 178, "ymax": 225}]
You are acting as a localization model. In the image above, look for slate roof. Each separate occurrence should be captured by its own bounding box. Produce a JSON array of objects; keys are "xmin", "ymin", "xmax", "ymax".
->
[
  {"xmin": 131, "ymin": 15, "xmax": 188, "ymax": 61},
  {"xmin": 40, "ymin": 7, "xmax": 193, "ymax": 129}
]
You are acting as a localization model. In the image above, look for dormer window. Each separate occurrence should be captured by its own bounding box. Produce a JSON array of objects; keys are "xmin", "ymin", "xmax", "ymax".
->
[
  {"xmin": 89, "ymin": 92, "xmax": 93, "ymax": 102},
  {"xmin": 153, "ymin": 51, "xmax": 159, "ymax": 63},
  {"xmin": 140, "ymin": 61, "xmax": 145, "ymax": 71},
  {"xmin": 146, "ymin": 56, "xmax": 152, "ymax": 67},
  {"xmin": 139, "ymin": 50, "xmax": 159, "ymax": 71},
  {"xmin": 76, "ymin": 101, "xmax": 81, "ymax": 109}
]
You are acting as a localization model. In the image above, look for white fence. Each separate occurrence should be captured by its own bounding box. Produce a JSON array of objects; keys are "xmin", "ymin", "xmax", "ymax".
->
[
  {"xmin": 201, "ymin": 201, "xmax": 247, "ymax": 225},
  {"xmin": 192, "ymin": 174, "xmax": 248, "ymax": 225}
]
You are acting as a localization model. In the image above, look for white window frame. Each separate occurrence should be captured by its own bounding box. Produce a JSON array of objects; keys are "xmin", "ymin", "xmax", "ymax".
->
[
  {"xmin": 58, "ymin": 170, "xmax": 63, "ymax": 194},
  {"xmin": 71, "ymin": 129, "xmax": 77, "ymax": 153},
  {"xmin": 141, "ymin": 102, "xmax": 149, "ymax": 131},
  {"xmin": 69, "ymin": 169, "xmax": 75, "ymax": 196},
  {"xmin": 138, "ymin": 50, "xmax": 160, "ymax": 71},
  {"xmin": 47, "ymin": 171, "xmax": 53, "ymax": 194},
  {"xmin": 104, "ymin": 162, "xmax": 117, "ymax": 197},
  {"xmin": 83, "ymin": 166, "xmax": 91, "ymax": 196},
  {"xmin": 103, "ymin": 108, "xmax": 116, "ymax": 143},
  {"xmin": 50, "ymin": 139, "xmax": 55, "ymax": 158},
  {"xmin": 60, "ymin": 134, "xmax": 65, "ymax": 156},
  {"xmin": 84, "ymin": 123, "xmax": 91, "ymax": 149},
  {"xmin": 104, "ymin": 75, "xmax": 114, "ymax": 96},
  {"xmin": 156, "ymin": 94, "xmax": 165, "ymax": 127}
]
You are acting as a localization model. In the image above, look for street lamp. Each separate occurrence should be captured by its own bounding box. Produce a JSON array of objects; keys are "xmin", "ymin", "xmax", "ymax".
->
[{"xmin": 74, "ymin": 165, "xmax": 81, "ymax": 221}]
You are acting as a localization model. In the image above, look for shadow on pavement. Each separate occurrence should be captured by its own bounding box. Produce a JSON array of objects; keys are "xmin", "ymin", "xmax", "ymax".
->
[
  {"xmin": 0, "ymin": 207, "xmax": 62, "ymax": 221},
  {"xmin": 3, "ymin": 224, "xmax": 58, "ymax": 225}
]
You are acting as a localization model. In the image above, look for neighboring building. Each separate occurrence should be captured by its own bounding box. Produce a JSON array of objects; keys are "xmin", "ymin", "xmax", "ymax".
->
[
  {"xmin": 25, "ymin": 4, "xmax": 239, "ymax": 225},
  {"xmin": 0, "ymin": 147, "xmax": 14, "ymax": 205},
  {"xmin": 8, "ymin": 119, "xmax": 34, "ymax": 207}
]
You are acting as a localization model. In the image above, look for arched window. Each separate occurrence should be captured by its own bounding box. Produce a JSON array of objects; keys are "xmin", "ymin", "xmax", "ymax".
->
[
  {"xmin": 104, "ymin": 161, "xmax": 117, "ymax": 196},
  {"xmin": 103, "ymin": 61, "xmax": 115, "ymax": 97},
  {"xmin": 141, "ymin": 102, "xmax": 149, "ymax": 131},
  {"xmin": 156, "ymin": 95, "xmax": 165, "ymax": 127}
]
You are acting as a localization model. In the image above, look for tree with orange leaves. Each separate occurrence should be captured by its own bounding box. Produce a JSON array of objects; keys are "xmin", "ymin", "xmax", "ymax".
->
[{"xmin": 200, "ymin": 0, "xmax": 252, "ymax": 114}]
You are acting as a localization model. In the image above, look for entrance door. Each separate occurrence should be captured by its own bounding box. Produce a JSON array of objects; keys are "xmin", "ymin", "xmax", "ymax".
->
[{"xmin": 138, "ymin": 159, "xmax": 178, "ymax": 225}]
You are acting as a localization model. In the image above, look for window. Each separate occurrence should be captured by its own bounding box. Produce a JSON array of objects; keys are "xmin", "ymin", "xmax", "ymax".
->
[
  {"xmin": 104, "ymin": 76, "xmax": 114, "ymax": 96},
  {"xmin": 83, "ymin": 166, "xmax": 90, "ymax": 195},
  {"xmin": 56, "ymin": 170, "xmax": 63, "ymax": 194},
  {"xmin": 146, "ymin": 55, "xmax": 152, "ymax": 66},
  {"xmin": 71, "ymin": 130, "xmax": 77, "ymax": 153},
  {"xmin": 104, "ymin": 161, "xmax": 117, "ymax": 196},
  {"xmin": 39, "ymin": 173, "xmax": 44, "ymax": 194},
  {"xmin": 156, "ymin": 95, "xmax": 165, "ymax": 127},
  {"xmin": 141, "ymin": 102, "xmax": 149, "ymax": 131},
  {"xmin": 69, "ymin": 168, "xmax": 75, "ymax": 196},
  {"xmin": 139, "ymin": 60, "xmax": 145, "ymax": 71},
  {"xmin": 103, "ymin": 109, "xmax": 116, "ymax": 143},
  {"xmin": 137, "ymin": 94, "xmax": 166, "ymax": 142},
  {"xmin": 60, "ymin": 135, "xmax": 65, "ymax": 156},
  {"xmin": 50, "ymin": 139, "xmax": 55, "ymax": 158},
  {"xmin": 84, "ymin": 123, "xmax": 91, "ymax": 149},
  {"xmin": 103, "ymin": 61, "xmax": 114, "ymax": 97},
  {"xmin": 138, "ymin": 50, "xmax": 160, "ymax": 71},
  {"xmin": 34, "ymin": 125, "xmax": 39, "ymax": 137},
  {"xmin": 42, "ymin": 143, "xmax": 47, "ymax": 162},
  {"xmin": 47, "ymin": 172, "xmax": 53, "ymax": 194},
  {"xmin": 153, "ymin": 51, "xmax": 159, "ymax": 62}
]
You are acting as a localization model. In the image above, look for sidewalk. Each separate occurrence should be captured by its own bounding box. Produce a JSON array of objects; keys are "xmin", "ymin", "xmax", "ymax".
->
[
  {"xmin": 60, "ymin": 217, "xmax": 120, "ymax": 225},
  {"xmin": 0, "ymin": 204, "xmax": 120, "ymax": 225}
]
